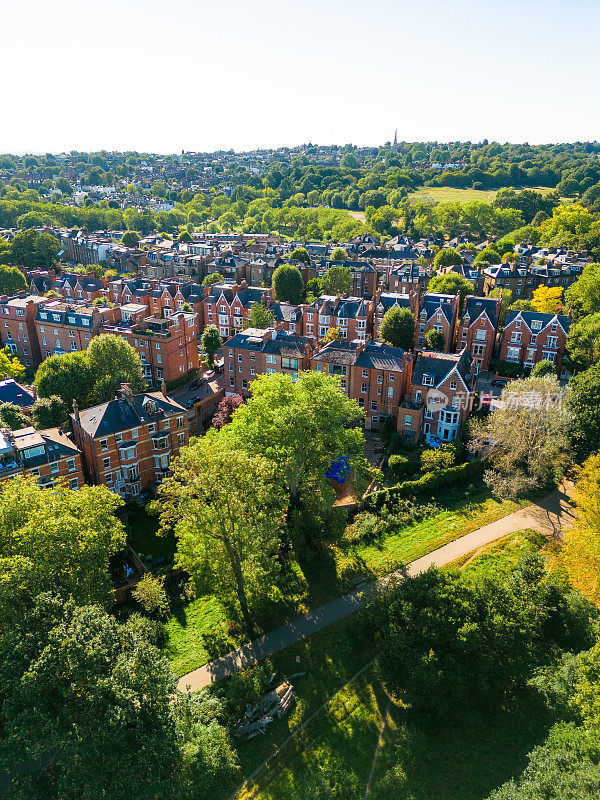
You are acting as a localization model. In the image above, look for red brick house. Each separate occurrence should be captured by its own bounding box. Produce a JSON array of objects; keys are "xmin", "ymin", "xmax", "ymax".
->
[
  {"xmin": 310, "ymin": 339, "xmax": 413, "ymax": 429},
  {"xmin": 224, "ymin": 327, "xmax": 314, "ymax": 397},
  {"xmin": 35, "ymin": 301, "xmax": 118, "ymax": 359},
  {"xmin": 415, "ymin": 293, "xmax": 460, "ymax": 352},
  {"xmin": 498, "ymin": 310, "xmax": 571, "ymax": 375},
  {"xmin": 0, "ymin": 425, "xmax": 84, "ymax": 490},
  {"xmin": 455, "ymin": 296, "xmax": 501, "ymax": 372},
  {"xmin": 202, "ymin": 283, "xmax": 273, "ymax": 341},
  {"xmin": 302, "ymin": 296, "xmax": 374, "ymax": 344},
  {"xmin": 0, "ymin": 294, "xmax": 49, "ymax": 369},
  {"xmin": 71, "ymin": 389, "xmax": 189, "ymax": 497},
  {"xmin": 398, "ymin": 349, "xmax": 475, "ymax": 443},
  {"xmin": 373, "ymin": 291, "xmax": 417, "ymax": 341}
]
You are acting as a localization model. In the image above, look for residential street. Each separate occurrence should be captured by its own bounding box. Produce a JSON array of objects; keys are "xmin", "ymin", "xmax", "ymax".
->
[{"xmin": 178, "ymin": 482, "xmax": 576, "ymax": 692}]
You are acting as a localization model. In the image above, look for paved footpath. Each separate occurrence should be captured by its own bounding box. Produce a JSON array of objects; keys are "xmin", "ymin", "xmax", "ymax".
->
[{"xmin": 178, "ymin": 483, "xmax": 576, "ymax": 692}]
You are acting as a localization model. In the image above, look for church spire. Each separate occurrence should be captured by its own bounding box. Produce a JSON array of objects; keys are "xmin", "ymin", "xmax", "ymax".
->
[{"xmin": 393, "ymin": 128, "xmax": 398, "ymax": 148}]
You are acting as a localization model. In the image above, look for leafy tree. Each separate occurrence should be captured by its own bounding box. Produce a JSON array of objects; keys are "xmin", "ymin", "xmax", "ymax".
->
[
  {"xmin": 330, "ymin": 247, "xmax": 348, "ymax": 261},
  {"xmin": 0, "ymin": 347, "xmax": 25, "ymax": 381},
  {"xmin": 0, "ymin": 265, "xmax": 27, "ymax": 295},
  {"xmin": 86, "ymin": 334, "xmax": 145, "ymax": 403},
  {"xmin": 159, "ymin": 431, "xmax": 286, "ymax": 631},
  {"xmin": 34, "ymin": 351, "xmax": 92, "ymax": 409},
  {"xmin": 568, "ymin": 362, "xmax": 600, "ymax": 459},
  {"xmin": 474, "ymin": 244, "xmax": 501, "ymax": 264},
  {"xmin": 433, "ymin": 247, "xmax": 462, "ymax": 270},
  {"xmin": 120, "ymin": 230, "xmax": 140, "ymax": 247},
  {"xmin": 202, "ymin": 272, "xmax": 223, "ymax": 287},
  {"xmin": 420, "ymin": 444, "xmax": 455, "ymax": 472},
  {"xmin": 249, "ymin": 302, "xmax": 274, "ymax": 329},
  {"xmin": 379, "ymin": 306, "xmax": 415, "ymax": 350},
  {"xmin": 531, "ymin": 285, "xmax": 564, "ymax": 314},
  {"xmin": 427, "ymin": 272, "xmax": 474, "ymax": 303},
  {"xmin": 531, "ymin": 360, "xmax": 557, "ymax": 377},
  {"xmin": 321, "ymin": 326, "xmax": 343, "ymax": 344},
  {"xmin": 562, "ymin": 454, "xmax": 600, "ymax": 604},
  {"xmin": 489, "ymin": 288, "xmax": 512, "ymax": 326},
  {"xmin": 320, "ymin": 264, "xmax": 351, "ymax": 296},
  {"xmin": 0, "ymin": 402, "xmax": 29, "ymax": 430},
  {"xmin": 227, "ymin": 372, "xmax": 372, "ymax": 545},
  {"xmin": 211, "ymin": 394, "xmax": 244, "ymax": 429},
  {"xmin": 132, "ymin": 573, "xmax": 169, "ymax": 618},
  {"xmin": 567, "ymin": 313, "xmax": 600, "ymax": 371},
  {"xmin": 177, "ymin": 231, "xmax": 193, "ymax": 244},
  {"xmin": 272, "ymin": 264, "xmax": 304, "ymax": 304},
  {"xmin": 340, "ymin": 152, "xmax": 359, "ymax": 170},
  {"xmin": 565, "ymin": 263, "xmax": 600, "ymax": 321},
  {"xmin": 31, "ymin": 395, "xmax": 69, "ymax": 428},
  {"xmin": 0, "ymin": 475, "xmax": 125, "ymax": 624},
  {"xmin": 510, "ymin": 298, "xmax": 534, "ymax": 312},
  {"xmin": 425, "ymin": 328, "xmax": 446, "ymax": 351},
  {"xmin": 289, "ymin": 247, "xmax": 310, "ymax": 264},
  {"xmin": 0, "ymin": 595, "xmax": 239, "ymax": 800},
  {"xmin": 201, "ymin": 325, "xmax": 222, "ymax": 368},
  {"xmin": 470, "ymin": 376, "xmax": 571, "ymax": 497}
]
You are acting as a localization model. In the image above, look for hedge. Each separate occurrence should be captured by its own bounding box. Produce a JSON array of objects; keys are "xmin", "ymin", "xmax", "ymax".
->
[
  {"xmin": 363, "ymin": 459, "xmax": 486, "ymax": 511},
  {"xmin": 388, "ymin": 454, "xmax": 420, "ymax": 479}
]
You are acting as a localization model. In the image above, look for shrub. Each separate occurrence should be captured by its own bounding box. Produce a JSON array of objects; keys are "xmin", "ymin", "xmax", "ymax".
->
[
  {"xmin": 363, "ymin": 460, "xmax": 486, "ymax": 511},
  {"xmin": 420, "ymin": 444, "xmax": 455, "ymax": 473},
  {"xmin": 496, "ymin": 360, "xmax": 524, "ymax": 378},
  {"xmin": 388, "ymin": 454, "xmax": 418, "ymax": 479},
  {"xmin": 131, "ymin": 573, "xmax": 170, "ymax": 618}
]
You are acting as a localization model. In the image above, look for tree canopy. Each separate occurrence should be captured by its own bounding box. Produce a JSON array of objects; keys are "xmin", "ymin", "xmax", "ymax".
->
[
  {"xmin": 272, "ymin": 264, "xmax": 304, "ymax": 305},
  {"xmin": 379, "ymin": 306, "xmax": 415, "ymax": 350},
  {"xmin": 320, "ymin": 264, "xmax": 351, "ymax": 296}
]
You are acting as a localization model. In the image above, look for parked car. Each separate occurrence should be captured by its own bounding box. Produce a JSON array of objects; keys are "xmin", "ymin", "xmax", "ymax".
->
[{"xmin": 491, "ymin": 379, "xmax": 507, "ymax": 388}]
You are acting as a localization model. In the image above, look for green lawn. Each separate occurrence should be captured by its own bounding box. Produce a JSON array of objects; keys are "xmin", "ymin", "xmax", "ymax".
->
[
  {"xmin": 226, "ymin": 617, "xmax": 554, "ymax": 800},
  {"xmin": 164, "ymin": 596, "xmax": 237, "ymax": 677},
  {"xmin": 447, "ymin": 528, "xmax": 547, "ymax": 580},
  {"xmin": 407, "ymin": 185, "xmax": 560, "ymax": 205},
  {"xmin": 333, "ymin": 487, "xmax": 524, "ymax": 585}
]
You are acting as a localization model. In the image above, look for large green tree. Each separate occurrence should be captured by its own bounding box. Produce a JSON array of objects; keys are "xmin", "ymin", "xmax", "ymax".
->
[
  {"xmin": 249, "ymin": 302, "xmax": 274, "ymax": 329},
  {"xmin": 566, "ymin": 313, "xmax": 600, "ymax": 371},
  {"xmin": 433, "ymin": 247, "xmax": 462, "ymax": 270},
  {"xmin": 0, "ymin": 475, "xmax": 125, "ymax": 625},
  {"xmin": 0, "ymin": 595, "xmax": 238, "ymax": 800},
  {"xmin": 568, "ymin": 362, "xmax": 600, "ymax": 460},
  {"xmin": 34, "ymin": 351, "xmax": 93, "ymax": 409},
  {"xmin": 427, "ymin": 272, "xmax": 474, "ymax": 303},
  {"xmin": 272, "ymin": 264, "xmax": 304, "ymax": 304},
  {"xmin": 565, "ymin": 262, "xmax": 600, "ymax": 321},
  {"xmin": 86, "ymin": 334, "xmax": 145, "ymax": 402},
  {"xmin": 201, "ymin": 325, "xmax": 222, "ymax": 368},
  {"xmin": 379, "ymin": 306, "xmax": 415, "ymax": 350},
  {"xmin": 320, "ymin": 264, "xmax": 351, "ymax": 296},
  {"xmin": 159, "ymin": 431, "xmax": 286, "ymax": 631}
]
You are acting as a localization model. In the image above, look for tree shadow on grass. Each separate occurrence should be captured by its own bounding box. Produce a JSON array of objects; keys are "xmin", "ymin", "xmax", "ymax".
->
[{"xmin": 370, "ymin": 687, "xmax": 556, "ymax": 800}]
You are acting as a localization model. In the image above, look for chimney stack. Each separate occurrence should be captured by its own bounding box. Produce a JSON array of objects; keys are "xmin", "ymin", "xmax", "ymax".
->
[
  {"xmin": 72, "ymin": 399, "xmax": 80, "ymax": 422},
  {"xmin": 161, "ymin": 378, "xmax": 167, "ymax": 396}
]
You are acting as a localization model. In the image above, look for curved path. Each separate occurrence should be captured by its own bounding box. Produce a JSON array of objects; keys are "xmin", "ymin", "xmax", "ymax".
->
[{"xmin": 178, "ymin": 483, "xmax": 576, "ymax": 693}]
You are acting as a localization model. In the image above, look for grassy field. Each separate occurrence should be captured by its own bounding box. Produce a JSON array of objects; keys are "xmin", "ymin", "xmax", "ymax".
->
[
  {"xmin": 332, "ymin": 486, "xmax": 524, "ymax": 586},
  {"xmin": 447, "ymin": 528, "xmax": 547, "ymax": 579},
  {"xmin": 407, "ymin": 185, "xmax": 559, "ymax": 205},
  {"xmin": 164, "ymin": 595, "xmax": 237, "ymax": 677},
  {"xmin": 228, "ymin": 616, "xmax": 553, "ymax": 800}
]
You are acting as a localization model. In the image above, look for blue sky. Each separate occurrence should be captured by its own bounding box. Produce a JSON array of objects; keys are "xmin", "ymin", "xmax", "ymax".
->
[{"xmin": 3, "ymin": 0, "xmax": 599, "ymax": 153}]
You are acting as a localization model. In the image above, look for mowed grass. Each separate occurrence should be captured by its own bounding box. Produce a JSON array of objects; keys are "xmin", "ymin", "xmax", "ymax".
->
[
  {"xmin": 407, "ymin": 185, "xmax": 559, "ymax": 205},
  {"xmin": 164, "ymin": 595, "xmax": 237, "ymax": 677}
]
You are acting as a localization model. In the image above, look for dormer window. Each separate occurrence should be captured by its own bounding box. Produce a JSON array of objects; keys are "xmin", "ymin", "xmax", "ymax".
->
[{"xmin": 422, "ymin": 374, "xmax": 434, "ymax": 387}]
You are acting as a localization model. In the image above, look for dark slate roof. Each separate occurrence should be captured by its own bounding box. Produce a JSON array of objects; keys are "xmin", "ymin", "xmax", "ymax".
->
[
  {"xmin": 227, "ymin": 329, "xmax": 311, "ymax": 357},
  {"xmin": 412, "ymin": 349, "xmax": 473, "ymax": 389},
  {"xmin": 376, "ymin": 292, "xmax": 412, "ymax": 313},
  {"xmin": 419, "ymin": 293, "xmax": 456, "ymax": 323},
  {"xmin": 315, "ymin": 296, "xmax": 369, "ymax": 319},
  {"xmin": 318, "ymin": 259, "xmax": 375, "ymax": 273},
  {"xmin": 73, "ymin": 392, "xmax": 186, "ymax": 438},
  {"xmin": 313, "ymin": 340, "xmax": 407, "ymax": 372},
  {"xmin": 12, "ymin": 426, "xmax": 79, "ymax": 467},
  {"xmin": 270, "ymin": 302, "xmax": 303, "ymax": 323},
  {"xmin": 0, "ymin": 379, "xmax": 35, "ymax": 408},
  {"xmin": 504, "ymin": 310, "xmax": 571, "ymax": 335},
  {"xmin": 460, "ymin": 296, "xmax": 499, "ymax": 328}
]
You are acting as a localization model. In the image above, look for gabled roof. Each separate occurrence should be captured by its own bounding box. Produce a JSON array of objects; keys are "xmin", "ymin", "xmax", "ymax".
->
[
  {"xmin": 412, "ymin": 349, "xmax": 473, "ymax": 389},
  {"xmin": 73, "ymin": 392, "xmax": 185, "ymax": 438},
  {"xmin": 312, "ymin": 340, "xmax": 407, "ymax": 372},
  {"xmin": 460, "ymin": 296, "xmax": 499, "ymax": 328},
  {"xmin": 504, "ymin": 310, "xmax": 571, "ymax": 335}
]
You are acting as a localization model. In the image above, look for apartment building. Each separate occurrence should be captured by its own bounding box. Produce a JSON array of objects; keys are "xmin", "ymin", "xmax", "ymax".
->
[
  {"xmin": 302, "ymin": 295, "xmax": 374, "ymax": 343},
  {"xmin": 224, "ymin": 327, "xmax": 313, "ymax": 397},
  {"xmin": 105, "ymin": 311, "xmax": 200, "ymax": 385},
  {"xmin": 455, "ymin": 296, "xmax": 501, "ymax": 372},
  {"xmin": 0, "ymin": 294, "xmax": 48, "ymax": 368},
  {"xmin": 35, "ymin": 301, "xmax": 118, "ymax": 359},
  {"xmin": 71, "ymin": 389, "xmax": 189, "ymax": 497},
  {"xmin": 317, "ymin": 260, "xmax": 378, "ymax": 298},
  {"xmin": 0, "ymin": 425, "xmax": 84, "ymax": 490},
  {"xmin": 415, "ymin": 293, "xmax": 460, "ymax": 352},
  {"xmin": 498, "ymin": 310, "xmax": 571, "ymax": 375},
  {"xmin": 398, "ymin": 349, "xmax": 475, "ymax": 444},
  {"xmin": 311, "ymin": 339, "xmax": 413, "ymax": 428}
]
